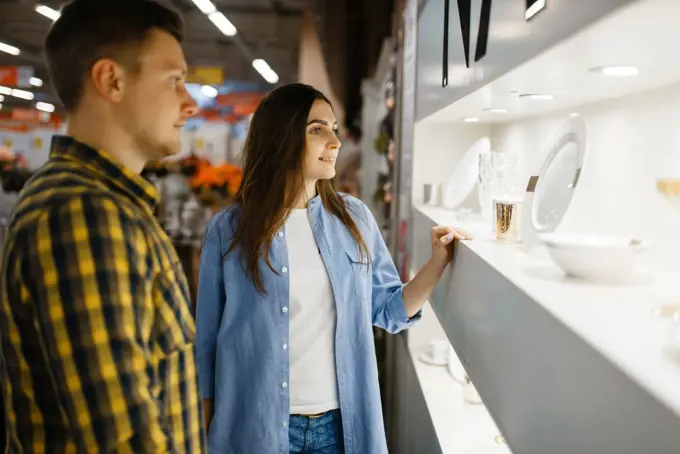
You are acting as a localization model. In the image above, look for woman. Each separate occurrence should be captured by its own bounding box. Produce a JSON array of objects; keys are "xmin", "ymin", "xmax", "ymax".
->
[{"xmin": 196, "ymin": 83, "xmax": 472, "ymax": 454}]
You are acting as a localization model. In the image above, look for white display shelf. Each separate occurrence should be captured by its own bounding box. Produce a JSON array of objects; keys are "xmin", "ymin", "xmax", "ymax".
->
[
  {"xmin": 407, "ymin": 303, "xmax": 513, "ymax": 454},
  {"xmin": 410, "ymin": 204, "xmax": 680, "ymax": 454}
]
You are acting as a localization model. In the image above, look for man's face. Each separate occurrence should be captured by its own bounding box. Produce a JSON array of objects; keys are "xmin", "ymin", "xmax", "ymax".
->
[{"xmin": 118, "ymin": 29, "xmax": 197, "ymax": 160}]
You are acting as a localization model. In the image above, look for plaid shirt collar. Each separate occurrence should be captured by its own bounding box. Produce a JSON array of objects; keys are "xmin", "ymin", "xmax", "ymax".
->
[{"xmin": 49, "ymin": 135, "xmax": 159, "ymax": 210}]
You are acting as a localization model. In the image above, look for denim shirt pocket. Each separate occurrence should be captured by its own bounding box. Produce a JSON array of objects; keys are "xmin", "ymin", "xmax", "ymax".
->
[{"xmin": 345, "ymin": 248, "xmax": 370, "ymax": 299}]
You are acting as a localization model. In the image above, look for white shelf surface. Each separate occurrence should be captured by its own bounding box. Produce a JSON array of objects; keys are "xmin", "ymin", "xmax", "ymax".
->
[
  {"xmin": 411, "ymin": 204, "xmax": 680, "ymax": 453},
  {"xmin": 407, "ymin": 303, "xmax": 512, "ymax": 454},
  {"xmin": 418, "ymin": 204, "xmax": 680, "ymax": 415}
]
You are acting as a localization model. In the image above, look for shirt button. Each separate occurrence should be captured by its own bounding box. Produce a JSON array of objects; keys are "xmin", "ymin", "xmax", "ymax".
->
[
  {"xmin": 282, "ymin": 306, "xmax": 289, "ymax": 314},
  {"xmin": 283, "ymin": 421, "xmax": 288, "ymax": 428},
  {"xmin": 282, "ymin": 266, "xmax": 288, "ymax": 273},
  {"xmin": 278, "ymin": 232, "xmax": 284, "ymax": 237},
  {"xmin": 282, "ymin": 344, "xmax": 288, "ymax": 350},
  {"xmin": 282, "ymin": 382, "xmax": 288, "ymax": 388}
]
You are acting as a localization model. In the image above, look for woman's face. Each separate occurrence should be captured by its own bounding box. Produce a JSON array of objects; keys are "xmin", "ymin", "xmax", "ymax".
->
[{"xmin": 302, "ymin": 99, "xmax": 341, "ymax": 182}]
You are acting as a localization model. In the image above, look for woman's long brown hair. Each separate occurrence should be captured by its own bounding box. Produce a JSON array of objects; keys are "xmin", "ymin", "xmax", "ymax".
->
[{"xmin": 227, "ymin": 83, "xmax": 370, "ymax": 294}]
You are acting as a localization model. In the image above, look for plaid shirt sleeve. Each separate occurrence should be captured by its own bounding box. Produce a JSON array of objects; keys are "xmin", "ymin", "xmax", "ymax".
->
[{"xmin": 22, "ymin": 195, "xmax": 172, "ymax": 453}]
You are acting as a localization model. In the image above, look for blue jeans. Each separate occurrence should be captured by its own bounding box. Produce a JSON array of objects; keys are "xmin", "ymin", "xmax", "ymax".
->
[{"xmin": 289, "ymin": 410, "xmax": 345, "ymax": 453}]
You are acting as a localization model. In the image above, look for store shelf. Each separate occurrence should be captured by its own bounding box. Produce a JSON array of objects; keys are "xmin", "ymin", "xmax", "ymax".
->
[
  {"xmin": 410, "ymin": 204, "xmax": 680, "ymax": 454},
  {"xmin": 407, "ymin": 303, "xmax": 512, "ymax": 454}
]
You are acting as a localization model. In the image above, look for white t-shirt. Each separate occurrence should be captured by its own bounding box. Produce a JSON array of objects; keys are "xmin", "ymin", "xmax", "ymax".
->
[{"xmin": 285, "ymin": 208, "xmax": 339, "ymax": 415}]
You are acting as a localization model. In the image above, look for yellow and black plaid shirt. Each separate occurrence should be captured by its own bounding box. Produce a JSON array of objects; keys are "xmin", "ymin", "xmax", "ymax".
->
[{"xmin": 0, "ymin": 136, "xmax": 205, "ymax": 453}]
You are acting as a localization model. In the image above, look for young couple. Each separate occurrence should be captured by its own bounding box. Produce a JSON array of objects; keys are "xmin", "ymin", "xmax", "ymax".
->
[{"xmin": 0, "ymin": 1, "xmax": 471, "ymax": 453}]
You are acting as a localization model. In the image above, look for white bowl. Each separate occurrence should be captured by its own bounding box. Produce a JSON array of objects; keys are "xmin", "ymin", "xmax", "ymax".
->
[{"xmin": 540, "ymin": 233, "xmax": 647, "ymax": 283}]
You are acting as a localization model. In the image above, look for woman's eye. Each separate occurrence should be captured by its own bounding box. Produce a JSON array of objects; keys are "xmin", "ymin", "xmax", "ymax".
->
[{"xmin": 310, "ymin": 127, "xmax": 320, "ymax": 134}]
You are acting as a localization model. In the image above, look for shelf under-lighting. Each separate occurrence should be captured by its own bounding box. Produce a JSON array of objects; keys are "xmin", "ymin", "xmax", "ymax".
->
[{"xmin": 590, "ymin": 65, "xmax": 640, "ymax": 77}]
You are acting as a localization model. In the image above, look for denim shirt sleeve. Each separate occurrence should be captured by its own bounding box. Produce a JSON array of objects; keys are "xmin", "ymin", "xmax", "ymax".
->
[
  {"xmin": 195, "ymin": 212, "xmax": 228, "ymax": 399},
  {"xmin": 361, "ymin": 202, "xmax": 422, "ymax": 333}
]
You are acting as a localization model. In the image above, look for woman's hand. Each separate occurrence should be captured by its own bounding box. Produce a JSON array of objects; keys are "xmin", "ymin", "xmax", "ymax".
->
[{"xmin": 430, "ymin": 225, "xmax": 473, "ymax": 266}]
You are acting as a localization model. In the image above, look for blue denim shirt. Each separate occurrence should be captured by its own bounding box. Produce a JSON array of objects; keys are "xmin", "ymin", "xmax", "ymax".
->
[{"xmin": 196, "ymin": 194, "xmax": 421, "ymax": 454}]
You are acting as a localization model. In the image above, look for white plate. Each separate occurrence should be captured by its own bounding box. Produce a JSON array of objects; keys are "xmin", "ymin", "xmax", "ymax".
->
[
  {"xmin": 530, "ymin": 115, "xmax": 587, "ymax": 234},
  {"xmin": 442, "ymin": 138, "xmax": 491, "ymax": 210}
]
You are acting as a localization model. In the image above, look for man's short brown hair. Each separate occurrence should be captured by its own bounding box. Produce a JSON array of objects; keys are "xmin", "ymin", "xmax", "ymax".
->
[{"xmin": 44, "ymin": 0, "xmax": 184, "ymax": 112}]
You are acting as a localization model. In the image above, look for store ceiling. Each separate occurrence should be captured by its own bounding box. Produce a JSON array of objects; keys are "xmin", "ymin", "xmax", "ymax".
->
[{"xmin": 0, "ymin": 0, "xmax": 310, "ymax": 111}]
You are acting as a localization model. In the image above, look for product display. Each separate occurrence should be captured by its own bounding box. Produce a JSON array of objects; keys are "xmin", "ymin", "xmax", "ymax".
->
[
  {"xmin": 540, "ymin": 232, "xmax": 647, "ymax": 282},
  {"xmin": 442, "ymin": 137, "xmax": 490, "ymax": 210},
  {"xmin": 524, "ymin": 115, "xmax": 588, "ymax": 244},
  {"xmin": 478, "ymin": 149, "xmax": 519, "ymax": 229},
  {"xmin": 494, "ymin": 198, "xmax": 524, "ymax": 242}
]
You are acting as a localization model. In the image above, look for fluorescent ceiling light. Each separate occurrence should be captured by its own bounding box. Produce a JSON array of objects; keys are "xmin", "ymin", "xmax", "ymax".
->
[
  {"xmin": 208, "ymin": 12, "xmax": 237, "ymax": 36},
  {"xmin": 525, "ymin": 0, "xmax": 546, "ymax": 20},
  {"xmin": 29, "ymin": 77, "xmax": 43, "ymax": 87},
  {"xmin": 591, "ymin": 65, "xmax": 639, "ymax": 77},
  {"xmin": 0, "ymin": 41, "xmax": 20, "ymax": 56},
  {"xmin": 519, "ymin": 93, "xmax": 554, "ymax": 100},
  {"xmin": 35, "ymin": 4, "xmax": 61, "ymax": 21},
  {"xmin": 0, "ymin": 95, "xmax": 4, "ymax": 102},
  {"xmin": 191, "ymin": 0, "xmax": 217, "ymax": 14},
  {"xmin": 252, "ymin": 59, "xmax": 279, "ymax": 84},
  {"xmin": 483, "ymin": 108, "xmax": 508, "ymax": 113},
  {"xmin": 36, "ymin": 102, "xmax": 55, "ymax": 113},
  {"xmin": 11, "ymin": 89, "xmax": 34, "ymax": 100},
  {"xmin": 0, "ymin": 86, "xmax": 10, "ymax": 95},
  {"xmin": 463, "ymin": 117, "xmax": 480, "ymax": 122},
  {"xmin": 200, "ymin": 85, "xmax": 218, "ymax": 98}
]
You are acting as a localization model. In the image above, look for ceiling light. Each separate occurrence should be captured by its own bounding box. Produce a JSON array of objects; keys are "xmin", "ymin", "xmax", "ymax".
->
[
  {"xmin": 519, "ymin": 93, "xmax": 555, "ymax": 100},
  {"xmin": 483, "ymin": 108, "xmax": 508, "ymax": 113},
  {"xmin": 208, "ymin": 12, "xmax": 237, "ymax": 36},
  {"xmin": 463, "ymin": 117, "xmax": 480, "ymax": 122},
  {"xmin": 36, "ymin": 102, "xmax": 55, "ymax": 113},
  {"xmin": 191, "ymin": 0, "xmax": 217, "ymax": 14},
  {"xmin": 34, "ymin": 4, "xmax": 61, "ymax": 21},
  {"xmin": 0, "ymin": 42, "xmax": 20, "ymax": 56},
  {"xmin": 525, "ymin": 0, "xmax": 546, "ymax": 20},
  {"xmin": 590, "ymin": 65, "xmax": 639, "ymax": 77},
  {"xmin": 252, "ymin": 59, "xmax": 279, "ymax": 84},
  {"xmin": 29, "ymin": 77, "xmax": 43, "ymax": 87},
  {"xmin": 0, "ymin": 95, "xmax": 4, "ymax": 102},
  {"xmin": 0, "ymin": 86, "xmax": 10, "ymax": 96},
  {"xmin": 11, "ymin": 89, "xmax": 34, "ymax": 100},
  {"xmin": 200, "ymin": 85, "xmax": 218, "ymax": 98}
]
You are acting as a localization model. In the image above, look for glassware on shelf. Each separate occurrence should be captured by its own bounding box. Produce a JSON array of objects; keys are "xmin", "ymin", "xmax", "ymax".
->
[
  {"xmin": 656, "ymin": 178, "xmax": 680, "ymax": 361},
  {"xmin": 463, "ymin": 374, "xmax": 483, "ymax": 405},
  {"xmin": 478, "ymin": 150, "xmax": 519, "ymax": 230}
]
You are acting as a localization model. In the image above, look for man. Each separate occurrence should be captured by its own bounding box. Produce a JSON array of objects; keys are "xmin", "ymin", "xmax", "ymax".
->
[{"xmin": 0, "ymin": 1, "xmax": 203, "ymax": 452}]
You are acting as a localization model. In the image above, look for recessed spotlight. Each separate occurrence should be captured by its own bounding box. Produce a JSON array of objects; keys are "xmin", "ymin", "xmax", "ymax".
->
[
  {"xmin": 11, "ymin": 89, "xmax": 34, "ymax": 100},
  {"xmin": 36, "ymin": 102, "xmax": 55, "ymax": 113},
  {"xmin": 590, "ymin": 65, "xmax": 639, "ymax": 77},
  {"xmin": 569, "ymin": 112, "xmax": 580, "ymax": 117},
  {"xmin": 483, "ymin": 108, "xmax": 508, "ymax": 113},
  {"xmin": 29, "ymin": 77, "xmax": 43, "ymax": 87},
  {"xmin": 0, "ymin": 41, "xmax": 20, "ymax": 56},
  {"xmin": 200, "ymin": 85, "xmax": 218, "ymax": 98},
  {"xmin": 519, "ymin": 93, "xmax": 555, "ymax": 100},
  {"xmin": 0, "ymin": 94, "xmax": 4, "ymax": 102},
  {"xmin": 34, "ymin": 4, "xmax": 61, "ymax": 21},
  {"xmin": 463, "ymin": 117, "xmax": 480, "ymax": 122}
]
